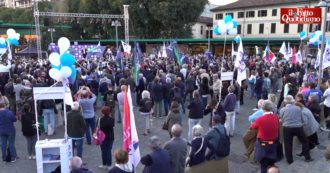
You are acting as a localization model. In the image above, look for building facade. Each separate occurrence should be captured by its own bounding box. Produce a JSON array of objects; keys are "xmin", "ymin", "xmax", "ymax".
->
[
  {"xmin": 2, "ymin": 0, "xmax": 53, "ymax": 8},
  {"xmin": 211, "ymin": 0, "xmax": 328, "ymax": 39}
]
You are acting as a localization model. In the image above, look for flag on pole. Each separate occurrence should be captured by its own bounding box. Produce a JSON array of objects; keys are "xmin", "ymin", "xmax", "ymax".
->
[
  {"xmin": 292, "ymin": 47, "xmax": 297, "ymax": 64},
  {"xmin": 279, "ymin": 41, "xmax": 287, "ymax": 55},
  {"xmin": 133, "ymin": 42, "xmax": 142, "ymax": 84},
  {"xmin": 123, "ymin": 87, "xmax": 141, "ymax": 168},
  {"xmin": 255, "ymin": 46, "xmax": 259, "ymax": 55},
  {"xmin": 322, "ymin": 43, "xmax": 330, "ymax": 70},
  {"xmin": 287, "ymin": 42, "xmax": 292, "ymax": 58},
  {"xmin": 162, "ymin": 42, "xmax": 167, "ymax": 58},
  {"xmin": 116, "ymin": 46, "xmax": 123, "ymax": 70},
  {"xmin": 296, "ymin": 50, "xmax": 303, "ymax": 64},
  {"xmin": 172, "ymin": 41, "xmax": 182, "ymax": 66},
  {"xmin": 262, "ymin": 44, "xmax": 275, "ymax": 63},
  {"xmin": 235, "ymin": 40, "xmax": 246, "ymax": 86},
  {"xmin": 121, "ymin": 41, "xmax": 131, "ymax": 54}
]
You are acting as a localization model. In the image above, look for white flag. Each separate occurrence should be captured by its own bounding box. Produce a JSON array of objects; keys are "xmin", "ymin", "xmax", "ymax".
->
[
  {"xmin": 322, "ymin": 43, "xmax": 330, "ymax": 70},
  {"xmin": 296, "ymin": 50, "xmax": 303, "ymax": 64},
  {"xmin": 123, "ymin": 87, "xmax": 141, "ymax": 168},
  {"xmin": 236, "ymin": 40, "xmax": 246, "ymax": 86},
  {"xmin": 121, "ymin": 41, "xmax": 131, "ymax": 54},
  {"xmin": 315, "ymin": 48, "xmax": 321, "ymax": 69},
  {"xmin": 279, "ymin": 41, "xmax": 286, "ymax": 55},
  {"xmin": 255, "ymin": 46, "xmax": 259, "ymax": 55},
  {"xmin": 161, "ymin": 42, "xmax": 167, "ymax": 58}
]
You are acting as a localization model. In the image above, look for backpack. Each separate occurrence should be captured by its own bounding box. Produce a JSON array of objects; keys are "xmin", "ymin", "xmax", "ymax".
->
[
  {"xmin": 214, "ymin": 126, "xmax": 230, "ymax": 157},
  {"xmin": 105, "ymin": 92, "xmax": 115, "ymax": 110},
  {"xmin": 144, "ymin": 99, "xmax": 153, "ymax": 112}
]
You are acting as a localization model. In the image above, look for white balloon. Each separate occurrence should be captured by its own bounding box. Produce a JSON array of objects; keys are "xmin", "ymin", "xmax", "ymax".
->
[
  {"xmin": 219, "ymin": 26, "xmax": 227, "ymax": 34},
  {"xmin": 58, "ymin": 37, "xmax": 70, "ymax": 53},
  {"xmin": 6, "ymin": 29, "xmax": 15, "ymax": 38},
  {"xmin": 217, "ymin": 20, "xmax": 225, "ymax": 27},
  {"xmin": 15, "ymin": 33, "xmax": 20, "ymax": 40},
  {"xmin": 60, "ymin": 66, "xmax": 72, "ymax": 78},
  {"xmin": 228, "ymin": 28, "xmax": 238, "ymax": 35},
  {"xmin": 225, "ymin": 22, "xmax": 234, "ymax": 30},
  {"xmin": 49, "ymin": 53, "xmax": 61, "ymax": 66},
  {"xmin": 49, "ymin": 68, "xmax": 61, "ymax": 81}
]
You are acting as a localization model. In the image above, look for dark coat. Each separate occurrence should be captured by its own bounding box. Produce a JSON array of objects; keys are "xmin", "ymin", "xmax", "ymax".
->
[
  {"xmin": 100, "ymin": 116, "xmax": 115, "ymax": 141},
  {"xmin": 21, "ymin": 112, "xmax": 37, "ymax": 137},
  {"xmin": 67, "ymin": 110, "xmax": 86, "ymax": 138},
  {"xmin": 187, "ymin": 98, "xmax": 204, "ymax": 119},
  {"xmin": 151, "ymin": 83, "xmax": 164, "ymax": 102},
  {"xmin": 255, "ymin": 77, "xmax": 263, "ymax": 94},
  {"xmin": 141, "ymin": 149, "xmax": 171, "ymax": 173},
  {"xmin": 188, "ymin": 137, "xmax": 208, "ymax": 167}
]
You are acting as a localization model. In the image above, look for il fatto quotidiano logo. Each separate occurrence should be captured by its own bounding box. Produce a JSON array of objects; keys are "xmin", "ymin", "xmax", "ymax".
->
[{"xmin": 280, "ymin": 8, "xmax": 322, "ymax": 24}]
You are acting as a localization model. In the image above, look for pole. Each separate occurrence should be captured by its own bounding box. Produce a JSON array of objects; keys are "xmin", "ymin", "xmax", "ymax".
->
[
  {"xmin": 222, "ymin": 34, "xmax": 227, "ymax": 59},
  {"xmin": 318, "ymin": 4, "xmax": 327, "ymax": 88},
  {"xmin": 115, "ymin": 24, "xmax": 118, "ymax": 50},
  {"xmin": 50, "ymin": 30, "xmax": 53, "ymax": 43},
  {"xmin": 207, "ymin": 26, "xmax": 211, "ymax": 51}
]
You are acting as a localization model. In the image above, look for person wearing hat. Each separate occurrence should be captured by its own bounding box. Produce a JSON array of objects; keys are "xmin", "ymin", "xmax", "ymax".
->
[
  {"xmin": 141, "ymin": 136, "xmax": 171, "ymax": 173},
  {"xmin": 279, "ymin": 95, "xmax": 312, "ymax": 164},
  {"xmin": 67, "ymin": 102, "xmax": 86, "ymax": 158},
  {"xmin": 98, "ymin": 106, "xmax": 115, "ymax": 170}
]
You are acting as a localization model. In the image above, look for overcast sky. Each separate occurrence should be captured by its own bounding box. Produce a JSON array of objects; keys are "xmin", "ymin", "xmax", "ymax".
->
[{"xmin": 209, "ymin": 0, "xmax": 237, "ymax": 5}]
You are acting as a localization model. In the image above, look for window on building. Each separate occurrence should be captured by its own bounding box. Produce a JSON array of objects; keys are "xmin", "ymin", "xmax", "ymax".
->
[
  {"xmin": 246, "ymin": 11, "xmax": 255, "ymax": 18},
  {"xmin": 237, "ymin": 25, "xmax": 242, "ymax": 34},
  {"xmin": 271, "ymin": 23, "xmax": 276, "ymax": 33},
  {"xmin": 272, "ymin": 9, "xmax": 277, "ymax": 16},
  {"xmin": 238, "ymin": 12, "xmax": 244, "ymax": 18},
  {"xmin": 216, "ymin": 13, "xmax": 223, "ymax": 20},
  {"xmin": 258, "ymin": 10, "xmax": 268, "ymax": 17},
  {"xmin": 226, "ymin": 12, "xmax": 234, "ymax": 18},
  {"xmin": 200, "ymin": 25, "xmax": 203, "ymax": 35},
  {"xmin": 259, "ymin": 24, "xmax": 264, "ymax": 34},
  {"xmin": 327, "ymin": 6, "xmax": 330, "ymax": 13},
  {"xmin": 309, "ymin": 24, "xmax": 313, "ymax": 32},
  {"xmin": 247, "ymin": 24, "xmax": 252, "ymax": 34},
  {"xmin": 297, "ymin": 24, "xmax": 303, "ymax": 33},
  {"xmin": 317, "ymin": 24, "xmax": 321, "ymax": 30},
  {"xmin": 284, "ymin": 24, "xmax": 289, "ymax": 33}
]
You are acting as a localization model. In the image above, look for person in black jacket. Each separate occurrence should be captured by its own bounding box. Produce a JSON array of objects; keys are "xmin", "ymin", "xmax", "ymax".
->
[
  {"xmin": 187, "ymin": 90, "xmax": 204, "ymax": 142},
  {"xmin": 186, "ymin": 124, "xmax": 208, "ymax": 167},
  {"xmin": 199, "ymin": 77, "xmax": 210, "ymax": 110},
  {"xmin": 139, "ymin": 90, "xmax": 153, "ymax": 136},
  {"xmin": 99, "ymin": 106, "xmax": 115, "ymax": 170},
  {"xmin": 21, "ymin": 103, "xmax": 37, "ymax": 159},
  {"xmin": 151, "ymin": 77, "xmax": 164, "ymax": 118},
  {"xmin": 254, "ymin": 72, "xmax": 263, "ymax": 102}
]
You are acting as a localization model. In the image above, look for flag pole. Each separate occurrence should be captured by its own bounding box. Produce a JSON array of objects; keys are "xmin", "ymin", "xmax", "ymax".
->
[{"xmin": 222, "ymin": 33, "xmax": 227, "ymax": 59}]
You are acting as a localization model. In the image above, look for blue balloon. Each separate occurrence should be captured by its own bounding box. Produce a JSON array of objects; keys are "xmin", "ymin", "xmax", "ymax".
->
[
  {"xmin": 310, "ymin": 33, "xmax": 315, "ymax": 39},
  {"xmin": 224, "ymin": 15, "xmax": 233, "ymax": 23},
  {"xmin": 319, "ymin": 34, "xmax": 323, "ymax": 41},
  {"xmin": 0, "ymin": 44, "xmax": 5, "ymax": 48},
  {"xmin": 7, "ymin": 38, "xmax": 18, "ymax": 46},
  {"xmin": 51, "ymin": 64, "xmax": 61, "ymax": 70},
  {"xmin": 69, "ymin": 65, "xmax": 77, "ymax": 84},
  {"xmin": 213, "ymin": 26, "xmax": 221, "ymax": 35},
  {"xmin": 60, "ymin": 53, "xmax": 76, "ymax": 66},
  {"xmin": 313, "ymin": 41, "xmax": 318, "ymax": 46},
  {"xmin": 234, "ymin": 37, "xmax": 241, "ymax": 43},
  {"xmin": 233, "ymin": 21, "xmax": 238, "ymax": 28}
]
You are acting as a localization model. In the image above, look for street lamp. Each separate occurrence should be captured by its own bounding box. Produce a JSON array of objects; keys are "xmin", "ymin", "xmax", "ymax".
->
[
  {"xmin": 111, "ymin": 20, "xmax": 121, "ymax": 50},
  {"xmin": 317, "ymin": 0, "xmax": 327, "ymax": 88},
  {"xmin": 47, "ymin": 28, "xmax": 55, "ymax": 43}
]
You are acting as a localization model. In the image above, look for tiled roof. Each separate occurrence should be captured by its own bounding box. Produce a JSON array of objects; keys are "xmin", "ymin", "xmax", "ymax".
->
[{"xmin": 211, "ymin": 0, "xmax": 319, "ymax": 11}]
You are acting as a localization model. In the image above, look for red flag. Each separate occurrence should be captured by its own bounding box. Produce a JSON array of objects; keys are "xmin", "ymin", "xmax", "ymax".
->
[
  {"xmin": 292, "ymin": 47, "xmax": 297, "ymax": 64},
  {"xmin": 123, "ymin": 91, "xmax": 131, "ymax": 151}
]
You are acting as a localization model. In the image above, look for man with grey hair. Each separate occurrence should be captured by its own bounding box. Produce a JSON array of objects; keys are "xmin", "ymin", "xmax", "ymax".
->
[
  {"xmin": 164, "ymin": 124, "xmax": 188, "ymax": 173},
  {"xmin": 141, "ymin": 136, "xmax": 171, "ymax": 173},
  {"xmin": 279, "ymin": 95, "xmax": 312, "ymax": 164},
  {"xmin": 70, "ymin": 156, "xmax": 93, "ymax": 173},
  {"xmin": 67, "ymin": 102, "xmax": 86, "ymax": 158}
]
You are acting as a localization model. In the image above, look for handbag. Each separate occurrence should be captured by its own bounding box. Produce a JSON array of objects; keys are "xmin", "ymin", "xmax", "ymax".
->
[{"xmin": 92, "ymin": 117, "xmax": 106, "ymax": 145}]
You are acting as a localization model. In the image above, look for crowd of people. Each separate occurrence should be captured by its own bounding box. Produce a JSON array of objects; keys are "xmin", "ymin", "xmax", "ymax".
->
[{"xmin": 0, "ymin": 50, "xmax": 329, "ymax": 173}]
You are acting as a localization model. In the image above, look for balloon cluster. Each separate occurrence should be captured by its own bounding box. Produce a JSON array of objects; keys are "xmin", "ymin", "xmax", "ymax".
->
[
  {"xmin": 309, "ymin": 30, "xmax": 322, "ymax": 46},
  {"xmin": 48, "ymin": 37, "xmax": 76, "ymax": 82},
  {"xmin": 6, "ymin": 28, "xmax": 20, "ymax": 46},
  {"xmin": 213, "ymin": 15, "xmax": 238, "ymax": 35}
]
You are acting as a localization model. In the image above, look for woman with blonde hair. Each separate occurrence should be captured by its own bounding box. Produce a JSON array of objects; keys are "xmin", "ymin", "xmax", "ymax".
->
[
  {"xmin": 108, "ymin": 148, "xmax": 134, "ymax": 173},
  {"xmin": 267, "ymin": 93, "xmax": 277, "ymax": 113}
]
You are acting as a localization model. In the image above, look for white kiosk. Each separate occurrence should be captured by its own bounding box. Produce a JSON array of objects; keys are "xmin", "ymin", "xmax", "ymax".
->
[{"xmin": 33, "ymin": 87, "xmax": 72, "ymax": 173}]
